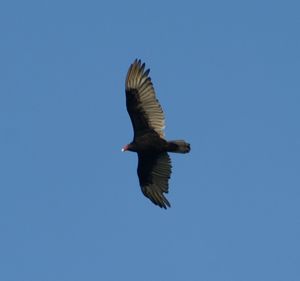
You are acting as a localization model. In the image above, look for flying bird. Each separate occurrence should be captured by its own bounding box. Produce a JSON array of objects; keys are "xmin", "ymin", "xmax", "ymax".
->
[{"xmin": 122, "ymin": 59, "xmax": 190, "ymax": 209}]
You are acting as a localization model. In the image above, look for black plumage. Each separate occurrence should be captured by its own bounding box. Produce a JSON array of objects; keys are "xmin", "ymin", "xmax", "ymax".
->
[{"xmin": 122, "ymin": 59, "xmax": 190, "ymax": 209}]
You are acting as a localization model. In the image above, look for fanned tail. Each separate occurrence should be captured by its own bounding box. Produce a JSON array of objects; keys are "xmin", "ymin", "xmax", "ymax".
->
[{"xmin": 167, "ymin": 140, "xmax": 191, "ymax": 153}]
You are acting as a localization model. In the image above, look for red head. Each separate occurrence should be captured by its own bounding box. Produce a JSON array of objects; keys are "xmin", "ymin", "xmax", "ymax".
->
[
  {"xmin": 121, "ymin": 144, "xmax": 130, "ymax": 152},
  {"xmin": 121, "ymin": 143, "xmax": 136, "ymax": 152}
]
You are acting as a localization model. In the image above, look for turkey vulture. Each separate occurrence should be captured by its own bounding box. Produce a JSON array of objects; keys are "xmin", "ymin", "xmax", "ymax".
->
[{"xmin": 122, "ymin": 59, "xmax": 190, "ymax": 209}]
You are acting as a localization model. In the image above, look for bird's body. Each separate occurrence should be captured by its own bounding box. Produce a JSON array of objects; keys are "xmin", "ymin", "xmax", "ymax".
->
[
  {"xmin": 124, "ymin": 130, "xmax": 172, "ymax": 154},
  {"xmin": 123, "ymin": 59, "xmax": 190, "ymax": 209}
]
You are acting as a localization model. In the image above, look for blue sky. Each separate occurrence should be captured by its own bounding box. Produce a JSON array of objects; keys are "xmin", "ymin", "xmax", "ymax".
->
[{"xmin": 1, "ymin": 1, "xmax": 299, "ymax": 280}]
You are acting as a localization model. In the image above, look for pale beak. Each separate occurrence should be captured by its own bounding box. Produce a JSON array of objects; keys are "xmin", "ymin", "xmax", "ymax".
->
[{"xmin": 122, "ymin": 144, "xmax": 129, "ymax": 152}]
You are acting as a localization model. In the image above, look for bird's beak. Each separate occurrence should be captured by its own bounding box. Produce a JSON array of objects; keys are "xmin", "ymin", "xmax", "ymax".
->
[{"xmin": 121, "ymin": 148, "xmax": 125, "ymax": 152}]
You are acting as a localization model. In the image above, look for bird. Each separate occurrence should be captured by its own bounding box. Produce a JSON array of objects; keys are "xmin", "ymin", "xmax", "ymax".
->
[{"xmin": 122, "ymin": 59, "xmax": 190, "ymax": 209}]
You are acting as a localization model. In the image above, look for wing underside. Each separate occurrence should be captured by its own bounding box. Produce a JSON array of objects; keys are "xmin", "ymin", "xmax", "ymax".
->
[
  {"xmin": 125, "ymin": 59, "xmax": 165, "ymax": 138},
  {"xmin": 137, "ymin": 152, "xmax": 172, "ymax": 209}
]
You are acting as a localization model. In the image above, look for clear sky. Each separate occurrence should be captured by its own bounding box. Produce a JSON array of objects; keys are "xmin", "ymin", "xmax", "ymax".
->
[{"xmin": 1, "ymin": 1, "xmax": 299, "ymax": 280}]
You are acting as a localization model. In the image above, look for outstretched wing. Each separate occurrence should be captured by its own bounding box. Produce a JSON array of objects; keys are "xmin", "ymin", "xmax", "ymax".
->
[
  {"xmin": 125, "ymin": 59, "xmax": 165, "ymax": 138},
  {"xmin": 137, "ymin": 152, "xmax": 172, "ymax": 209}
]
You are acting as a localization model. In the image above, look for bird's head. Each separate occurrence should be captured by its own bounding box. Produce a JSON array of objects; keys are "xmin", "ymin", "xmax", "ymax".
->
[
  {"xmin": 122, "ymin": 143, "xmax": 137, "ymax": 152},
  {"xmin": 121, "ymin": 143, "xmax": 132, "ymax": 152}
]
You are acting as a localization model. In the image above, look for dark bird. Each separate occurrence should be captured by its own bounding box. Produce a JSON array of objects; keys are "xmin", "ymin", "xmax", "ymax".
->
[{"xmin": 122, "ymin": 59, "xmax": 191, "ymax": 209}]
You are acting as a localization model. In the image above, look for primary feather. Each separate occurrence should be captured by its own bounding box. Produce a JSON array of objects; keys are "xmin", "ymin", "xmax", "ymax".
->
[{"xmin": 126, "ymin": 59, "xmax": 165, "ymax": 138}]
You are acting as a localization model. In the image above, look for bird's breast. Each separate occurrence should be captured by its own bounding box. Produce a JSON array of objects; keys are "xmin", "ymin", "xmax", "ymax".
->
[{"xmin": 133, "ymin": 133, "xmax": 167, "ymax": 153}]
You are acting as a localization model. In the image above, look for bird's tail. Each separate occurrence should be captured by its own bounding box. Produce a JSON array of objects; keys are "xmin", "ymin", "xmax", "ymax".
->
[{"xmin": 167, "ymin": 140, "xmax": 191, "ymax": 153}]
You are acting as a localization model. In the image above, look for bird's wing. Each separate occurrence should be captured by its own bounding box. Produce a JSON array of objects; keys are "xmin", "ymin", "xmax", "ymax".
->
[
  {"xmin": 137, "ymin": 152, "xmax": 172, "ymax": 209},
  {"xmin": 125, "ymin": 59, "xmax": 165, "ymax": 139}
]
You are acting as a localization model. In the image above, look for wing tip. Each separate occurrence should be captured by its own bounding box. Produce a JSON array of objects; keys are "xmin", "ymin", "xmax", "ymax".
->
[
  {"xmin": 142, "ymin": 187, "xmax": 171, "ymax": 209},
  {"xmin": 149, "ymin": 196, "xmax": 171, "ymax": 209},
  {"xmin": 126, "ymin": 58, "xmax": 151, "ymax": 90},
  {"xmin": 158, "ymin": 197, "xmax": 171, "ymax": 209}
]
